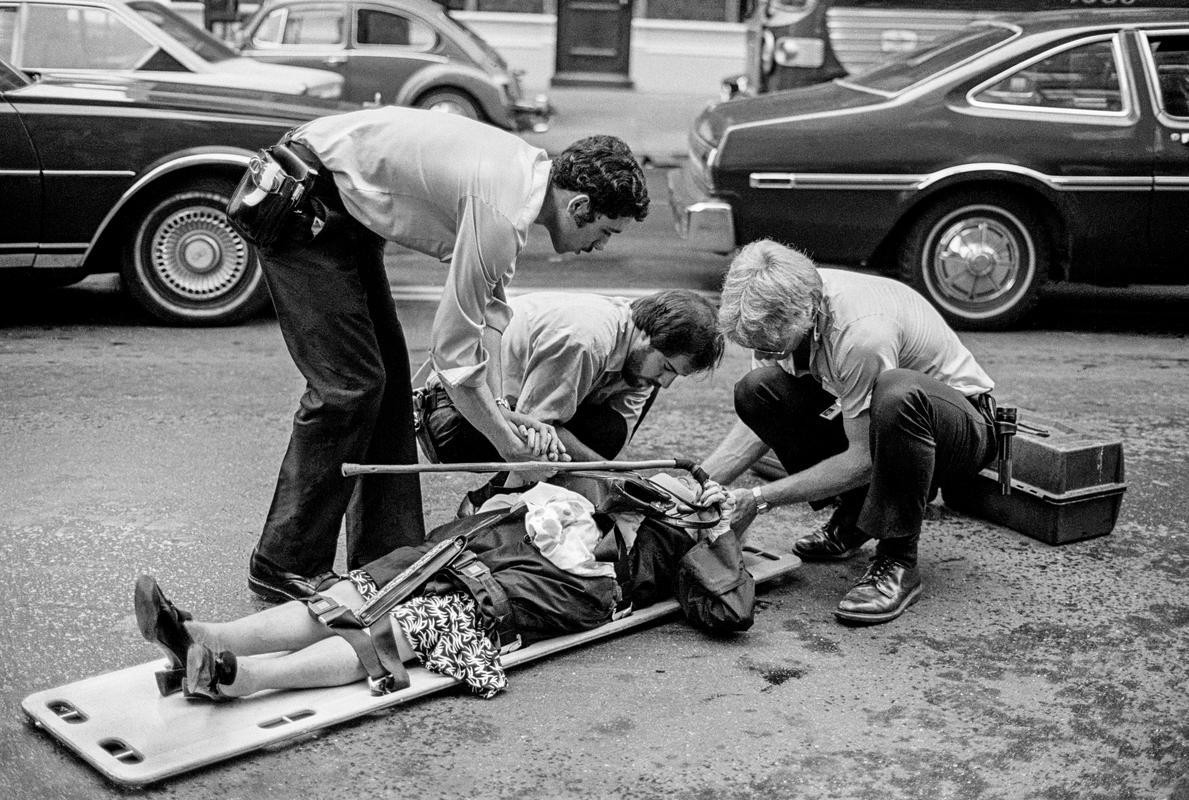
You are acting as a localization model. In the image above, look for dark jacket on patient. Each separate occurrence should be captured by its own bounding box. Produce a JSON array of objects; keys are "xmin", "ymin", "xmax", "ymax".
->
[{"xmin": 359, "ymin": 503, "xmax": 747, "ymax": 647}]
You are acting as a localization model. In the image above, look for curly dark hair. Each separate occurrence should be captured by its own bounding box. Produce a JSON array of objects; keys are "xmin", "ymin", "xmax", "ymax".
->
[
  {"xmin": 631, "ymin": 290, "xmax": 724, "ymax": 373},
  {"xmin": 550, "ymin": 135, "xmax": 649, "ymax": 222}
]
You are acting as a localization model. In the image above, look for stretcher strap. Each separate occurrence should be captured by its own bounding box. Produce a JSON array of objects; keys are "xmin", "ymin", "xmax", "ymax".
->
[
  {"xmin": 356, "ymin": 535, "xmax": 467, "ymax": 627},
  {"xmin": 444, "ymin": 552, "xmax": 520, "ymax": 654},
  {"xmin": 305, "ymin": 596, "xmax": 411, "ymax": 695}
]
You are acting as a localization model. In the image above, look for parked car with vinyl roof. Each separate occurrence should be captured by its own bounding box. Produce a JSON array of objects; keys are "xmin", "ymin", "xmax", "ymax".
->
[
  {"xmin": 238, "ymin": 0, "xmax": 552, "ymax": 132},
  {"xmin": 669, "ymin": 8, "xmax": 1189, "ymax": 329},
  {"xmin": 0, "ymin": 0, "xmax": 343, "ymax": 98},
  {"xmin": 0, "ymin": 55, "xmax": 346, "ymax": 324}
]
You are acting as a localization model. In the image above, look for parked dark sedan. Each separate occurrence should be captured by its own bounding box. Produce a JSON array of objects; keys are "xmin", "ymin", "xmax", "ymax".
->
[
  {"xmin": 0, "ymin": 57, "xmax": 342, "ymax": 324},
  {"xmin": 669, "ymin": 9, "xmax": 1189, "ymax": 329}
]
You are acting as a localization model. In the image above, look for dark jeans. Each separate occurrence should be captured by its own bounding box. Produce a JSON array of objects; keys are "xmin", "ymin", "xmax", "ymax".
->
[
  {"xmin": 425, "ymin": 387, "xmax": 629, "ymax": 463},
  {"xmin": 735, "ymin": 366, "xmax": 994, "ymax": 541},
  {"xmin": 255, "ymin": 186, "xmax": 425, "ymax": 576}
]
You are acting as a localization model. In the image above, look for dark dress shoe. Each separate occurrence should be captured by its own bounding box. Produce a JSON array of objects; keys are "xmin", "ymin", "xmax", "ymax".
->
[
  {"xmin": 834, "ymin": 556, "xmax": 922, "ymax": 624},
  {"xmin": 184, "ymin": 643, "xmax": 237, "ymax": 702},
  {"xmin": 248, "ymin": 550, "xmax": 340, "ymax": 603},
  {"xmin": 792, "ymin": 505, "xmax": 870, "ymax": 561},
  {"xmin": 134, "ymin": 575, "xmax": 193, "ymax": 696}
]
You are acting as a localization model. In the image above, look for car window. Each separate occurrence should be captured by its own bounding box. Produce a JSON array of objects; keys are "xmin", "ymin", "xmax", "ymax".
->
[
  {"xmin": 1147, "ymin": 33, "xmax": 1189, "ymax": 119},
  {"xmin": 22, "ymin": 3, "xmax": 155, "ymax": 70},
  {"xmin": 975, "ymin": 39, "xmax": 1123, "ymax": 113},
  {"xmin": 127, "ymin": 0, "xmax": 237, "ymax": 63},
  {"xmin": 0, "ymin": 6, "xmax": 15, "ymax": 61},
  {"xmin": 0, "ymin": 54, "xmax": 29, "ymax": 90},
  {"xmin": 846, "ymin": 26, "xmax": 1015, "ymax": 94},
  {"xmin": 356, "ymin": 8, "xmax": 435, "ymax": 49},
  {"xmin": 252, "ymin": 8, "xmax": 284, "ymax": 45},
  {"xmin": 279, "ymin": 7, "xmax": 345, "ymax": 46}
]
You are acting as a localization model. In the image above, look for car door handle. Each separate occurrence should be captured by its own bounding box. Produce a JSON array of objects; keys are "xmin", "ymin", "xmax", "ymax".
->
[{"xmin": 323, "ymin": 56, "xmax": 347, "ymax": 66}]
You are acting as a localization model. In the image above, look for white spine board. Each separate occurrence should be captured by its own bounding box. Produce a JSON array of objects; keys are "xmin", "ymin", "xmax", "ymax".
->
[{"xmin": 23, "ymin": 547, "xmax": 799, "ymax": 787}]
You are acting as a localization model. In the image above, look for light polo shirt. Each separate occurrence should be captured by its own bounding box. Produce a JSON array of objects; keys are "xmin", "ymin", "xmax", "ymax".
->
[
  {"xmin": 499, "ymin": 293, "xmax": 653, "ymax": 433},
  {"xmin": 757, "ymin": 269, "xmax": 994, "ymax": 418},
  {"xmin": 293, "ymin": 106, "xmax": 551, "ymax": 390}
]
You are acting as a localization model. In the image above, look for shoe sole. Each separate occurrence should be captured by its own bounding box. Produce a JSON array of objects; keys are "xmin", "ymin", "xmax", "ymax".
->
[
  {"xmin": 134, "ymin": 575, "xmax": 182, "ymax": 667},
  {"xmin": 792, "ymin": 543, "xmax": 863, "ymax": 562},
  {"xmin": 247, "ymin": 574, "xmax": 303, "ymax": 604},
  {"xmin": 833, "ymin": 582, "xmax": 923, "ymax": 625}
]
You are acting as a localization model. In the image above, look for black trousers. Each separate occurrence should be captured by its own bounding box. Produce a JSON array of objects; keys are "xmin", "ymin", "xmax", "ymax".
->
[
  {"xmin": 255, "ymin": 185, "xmax": 424, "ymax": 576},
  {"xmin": 735, "ymin": 366, "xmax": 994, "ymax": 541},
  {"xmin": 424, "ymin": 387, "xmax": 629, "ymax": 463}
]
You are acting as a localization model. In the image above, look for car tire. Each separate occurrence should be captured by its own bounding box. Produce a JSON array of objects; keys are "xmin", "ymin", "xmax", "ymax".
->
[
  {"xmin": 899, "ymin": 191, "xmax": 1048, "ymax": 330},
  {"xmin": 415, "ymin": 89, "xmax": 481, "ymax": 120},
  {"xmin": 121, "ymin": 177, "xmax": 269, "ymax": 326}
]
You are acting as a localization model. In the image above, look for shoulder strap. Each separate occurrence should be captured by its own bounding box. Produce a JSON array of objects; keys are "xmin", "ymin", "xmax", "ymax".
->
[{"xmin": 444, "ymin": 551, "xmax": 521, "ymax": 654}]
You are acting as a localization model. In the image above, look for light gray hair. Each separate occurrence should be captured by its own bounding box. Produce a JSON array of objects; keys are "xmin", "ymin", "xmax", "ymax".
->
[{"xmin": 718, "ymin": 239, "xmax": 822, "ymax": 352}]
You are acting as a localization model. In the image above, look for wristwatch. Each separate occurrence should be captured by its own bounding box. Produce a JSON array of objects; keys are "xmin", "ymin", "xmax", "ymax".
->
[
  {"xmin": 494, "ymin": 397, "xmax": 511, "ymax": 411},
  {"xmin": 752, "ymin": 486, "xmax": 770, "ymax": 515}
]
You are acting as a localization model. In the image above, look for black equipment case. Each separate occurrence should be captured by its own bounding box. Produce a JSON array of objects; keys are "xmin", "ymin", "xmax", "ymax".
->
[{"xmin": 943, "ymin": 411, "xmax": 1126, "ymax": 545}]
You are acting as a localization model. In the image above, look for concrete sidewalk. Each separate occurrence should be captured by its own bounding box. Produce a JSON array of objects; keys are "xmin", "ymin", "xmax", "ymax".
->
[{"xmin": 520, "ymin": 86, "xmax": 719, "ymax": 167}]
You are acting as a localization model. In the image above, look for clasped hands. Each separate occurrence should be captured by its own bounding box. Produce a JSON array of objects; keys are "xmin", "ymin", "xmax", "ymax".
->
[{"xmin": 495, "ymin": 407, "xmax": 569, "ymax": 487}]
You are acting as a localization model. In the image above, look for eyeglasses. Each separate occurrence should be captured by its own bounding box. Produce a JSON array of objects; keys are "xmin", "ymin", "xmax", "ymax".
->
[{"xmin": 752, "ymin": 347, "xmax": 793, "ymax": 361}]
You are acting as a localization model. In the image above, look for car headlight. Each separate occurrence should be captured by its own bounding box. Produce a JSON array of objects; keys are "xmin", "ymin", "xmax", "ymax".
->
[{"xmin": 773, "ymin": 37, "xmax": 826, "ymax": 68}]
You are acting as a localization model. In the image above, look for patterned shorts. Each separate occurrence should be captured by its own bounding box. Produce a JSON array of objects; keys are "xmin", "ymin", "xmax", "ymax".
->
[{"xmin": 346, "ymin": 570, "xmax": 508, "ymax": 699}]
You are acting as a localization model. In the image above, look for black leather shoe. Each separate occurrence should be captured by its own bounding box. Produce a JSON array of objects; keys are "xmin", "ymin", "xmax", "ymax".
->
[
  {"xmin": 184, "ymin": 643, "xmax": 237, "ymax": 702},
  {"xmin": 248, "ymin": 550, "xmax": 339, "ymax": 603},
  {"xmin": 134, "ymin": 575, "xmax": 193, "ymax": 696},
  {"xmin": 834, "ymin": 556, "xmax": 922, "ymax": 625},
  {"xmin": 792, "ymin": 505, "xmax": 869, "ymax": 561}
]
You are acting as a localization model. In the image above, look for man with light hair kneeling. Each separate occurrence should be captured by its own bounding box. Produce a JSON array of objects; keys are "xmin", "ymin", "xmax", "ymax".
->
[{"xmin": 699, "ymin": 240, "xmax": 998, "ymax": 624}]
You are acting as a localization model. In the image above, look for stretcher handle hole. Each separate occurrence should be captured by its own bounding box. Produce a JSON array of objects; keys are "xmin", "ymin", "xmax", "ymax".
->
[
  {"xmin": 47, "ymin": 700, "xmax": 88, "ymax": 723},
  {"xmin": 98, "ymin": 738, "xmax": 143, "ymax": 764},
  {"xmin": 259, "ymin": 709, "xmax": 316, "ymax": 729},
  {"xmin": 743, "ymin": 546, "xmax": 780, "ymax": 561}
]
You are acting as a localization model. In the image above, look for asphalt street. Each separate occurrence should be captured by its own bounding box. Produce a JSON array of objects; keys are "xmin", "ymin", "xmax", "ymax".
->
[{"xmin": 3, "ymin": 157, "xmax": 1189, "ymax": 797}]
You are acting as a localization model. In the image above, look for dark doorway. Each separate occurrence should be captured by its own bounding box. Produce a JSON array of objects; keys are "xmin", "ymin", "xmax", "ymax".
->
[{"xmin": 553, "ymin": 0, "xmax": 634, "ymax": 88}]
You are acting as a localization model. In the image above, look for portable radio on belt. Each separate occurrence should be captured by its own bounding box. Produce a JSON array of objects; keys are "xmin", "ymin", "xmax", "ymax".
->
[{"xmin": 994, "ymin": 406, "xmax": 1018, "ymax": 496}]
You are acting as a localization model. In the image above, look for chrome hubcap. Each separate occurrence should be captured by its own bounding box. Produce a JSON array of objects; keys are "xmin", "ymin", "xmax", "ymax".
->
[
  {"xmin": 150, "ymin": 205, "xmax": 249, "ymax": 301},
  {"xmin": 931, "ymin": 216, "xmax": 1021, "ymax": 306},
  {"xmin": 429, "ymin": 99, "xmax": 470, "ymax": 116}
]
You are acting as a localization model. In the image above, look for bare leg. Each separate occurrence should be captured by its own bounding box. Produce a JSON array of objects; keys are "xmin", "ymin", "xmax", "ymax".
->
[
  {"xmin": 187, "ymin": 581, "xmax": 364, "ymax": 656},
  {"xmin": 222, "ymin": 637, "xmax": 367, "ymax": 696},
  {"xmin": 185, "ymin": 579, "xmax": 419, "ymax": 698}
]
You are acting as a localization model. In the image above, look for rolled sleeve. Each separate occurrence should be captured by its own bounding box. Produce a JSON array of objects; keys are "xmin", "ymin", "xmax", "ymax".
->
[
  {"xmin": 431, "ymin": 197, "xmax": 519, "ymax": 389},
  {"xmin": 831, "ymin": 321, "xmax": 900, "ymax": 418}
]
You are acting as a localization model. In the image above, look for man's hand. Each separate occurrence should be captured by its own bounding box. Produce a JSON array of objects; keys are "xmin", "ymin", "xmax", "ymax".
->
[
  {"xmin": 727, "ymin": 487, "xmax": 759, "ymax": 535},
  {"xmin": 502, "ymin": 410, "xmax": 567, "ymax": 461}
]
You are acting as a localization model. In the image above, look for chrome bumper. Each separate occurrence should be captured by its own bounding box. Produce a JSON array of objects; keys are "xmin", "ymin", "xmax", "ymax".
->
[
  {"xmin": 513, "ymin": 93, "xmax": 555, "ymax": 133},
  {"xmin": 666, "ymin": 166, "xmax": 736, "ymax": 254}
]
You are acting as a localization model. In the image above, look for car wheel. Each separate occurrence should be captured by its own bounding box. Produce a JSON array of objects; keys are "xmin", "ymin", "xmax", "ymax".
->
[
  {"xmin": 415, "ymin": 89, "xmax": 481, "ymax": 120},
  {"xmin": 899, "ymin": 191, "xmax": 1048, "ymax": 330},
  {"xmin": 121, "ymin": 177, "xmax": 268, "ymax": 326}
]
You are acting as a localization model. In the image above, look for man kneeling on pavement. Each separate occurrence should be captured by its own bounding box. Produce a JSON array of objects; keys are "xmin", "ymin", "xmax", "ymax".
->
[
  {"xmin": 416, "ymin": 289, "xmax": 724, "ymax": 512},
  {"xmin": 699, "ymin": 240, "xmax": 999, "ymax": 625}
]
